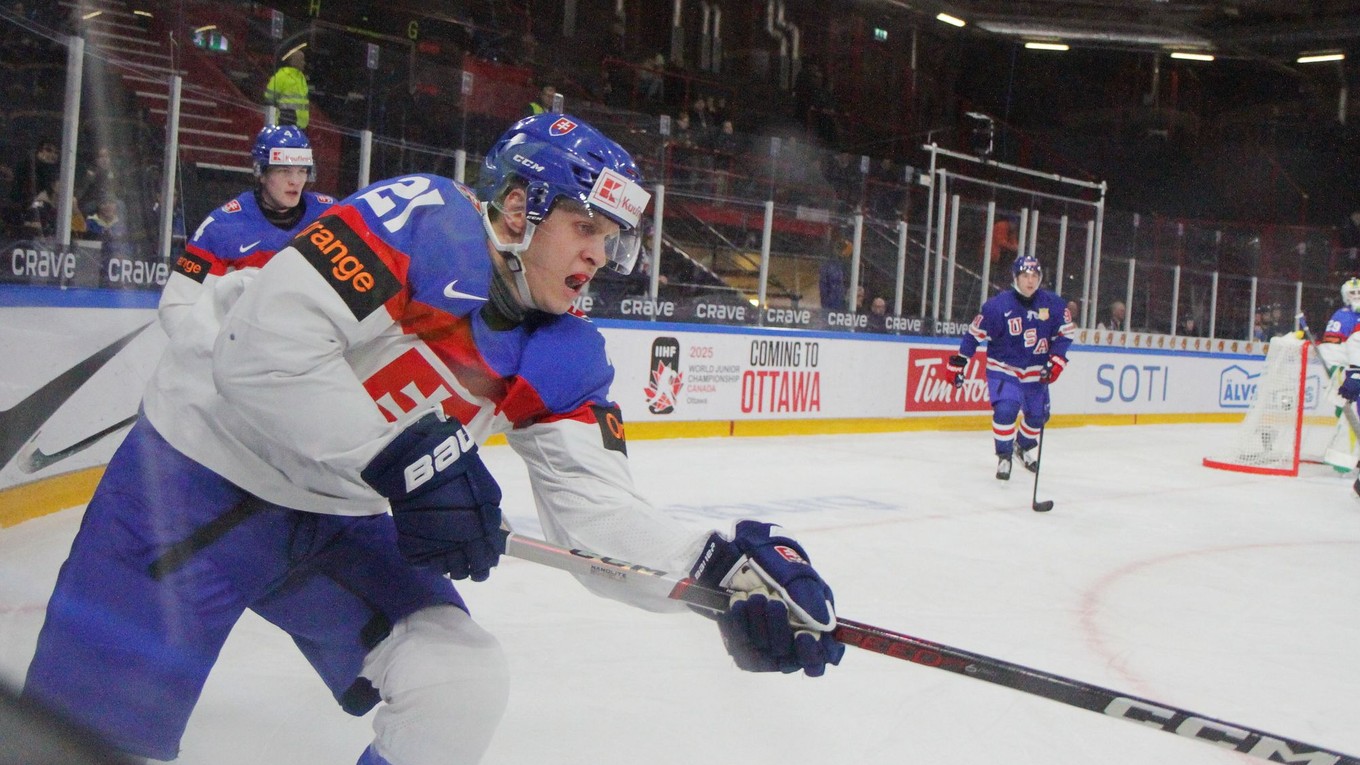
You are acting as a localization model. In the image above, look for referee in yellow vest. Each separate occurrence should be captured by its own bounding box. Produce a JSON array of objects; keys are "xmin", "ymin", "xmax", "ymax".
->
[{"xmin": 264, "ymin": 49, "xmax": 310, "ymax": 129}]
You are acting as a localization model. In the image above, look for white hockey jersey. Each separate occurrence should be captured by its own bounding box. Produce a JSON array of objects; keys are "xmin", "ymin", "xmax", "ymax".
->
[{"xmin": 143, "ymin": 174, "xmax": 703, "ymax": 604}]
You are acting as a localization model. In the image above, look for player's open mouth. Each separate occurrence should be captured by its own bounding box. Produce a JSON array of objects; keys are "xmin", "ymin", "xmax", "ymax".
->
[{"xmin": 565, "ymin": 273, "xmax": 590, "ymax": 291}]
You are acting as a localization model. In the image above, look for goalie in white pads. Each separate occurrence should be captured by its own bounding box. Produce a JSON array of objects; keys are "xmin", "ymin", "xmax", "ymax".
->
[
  {"xmin": 1318, "ymin": 278, "xmax": 1360, "ymax": 471},
  {"xmin": 22, "ymin": 113, "xmax": 843, "ymax": 765}
]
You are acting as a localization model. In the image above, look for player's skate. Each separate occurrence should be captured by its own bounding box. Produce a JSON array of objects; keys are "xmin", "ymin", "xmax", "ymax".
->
[
  {"xmin": 996, "ymin": 455, "xmax": 1012, "ymax": 480},
  {"xmin": 1016, "ymin": 442, "xmax": 1039, "ymax": 474}
]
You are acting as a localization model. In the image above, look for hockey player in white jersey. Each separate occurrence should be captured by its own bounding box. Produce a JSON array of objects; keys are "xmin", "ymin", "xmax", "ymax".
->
[
  {"xmin": 1319, "ymin": 278, "xmax": 1360, "ymax": 470},
  {"xmin": 23, "ymin": 113, "xmax": 843, "ymax": 764}
]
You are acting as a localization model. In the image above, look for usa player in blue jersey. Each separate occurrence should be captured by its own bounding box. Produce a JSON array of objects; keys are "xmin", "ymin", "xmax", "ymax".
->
[
  {"xmin": 948, "ymin": 254, "xmax": 1074, "ymax": 480},
  {"xmin": 24, "ymin": 113, "xmax": 841, "ymax": 764},
  {"xmin": 158, "ymin": 124, "xmax": 334, "ymax": 338}
]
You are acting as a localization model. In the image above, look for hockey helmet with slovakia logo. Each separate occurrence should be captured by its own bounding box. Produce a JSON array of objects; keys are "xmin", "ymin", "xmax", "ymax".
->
[
  {"xmin": 251, "ymin": 124, "xmax": 313, "ymax": 176},
  {"xmin": 479, "ymin": 112, "xmax": 650, "ymax": 274},
  {"xmin": 1342, "ymin": 277, "xmax": 1360, "ymax": 311}
]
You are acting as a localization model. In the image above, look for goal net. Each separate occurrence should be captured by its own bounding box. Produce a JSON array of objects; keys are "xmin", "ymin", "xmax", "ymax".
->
[{"xmin": 1202, "ymin": 333, "xmax": 1334, "ymax": 476}]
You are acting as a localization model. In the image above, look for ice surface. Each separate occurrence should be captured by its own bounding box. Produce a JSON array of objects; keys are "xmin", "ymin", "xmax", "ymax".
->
[{"xmin": 2, "ymin": 424, "xmax": 1356, "ymax": 764}]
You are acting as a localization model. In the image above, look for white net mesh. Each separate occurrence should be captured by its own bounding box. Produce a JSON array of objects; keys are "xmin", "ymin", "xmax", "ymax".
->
[{"xmin": 1203, "ymin": 333, "xmax": 1306, "ymax": 475}]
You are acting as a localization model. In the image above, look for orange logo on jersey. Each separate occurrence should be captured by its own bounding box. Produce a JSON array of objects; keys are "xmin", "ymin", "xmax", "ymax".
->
[
  {"xmin": 299, "ymin": 219, "xmax": 375, "ymax": 293},
  {"xmin": 175, "ymin": 255, "xmax": 203, "ymax": 275}
]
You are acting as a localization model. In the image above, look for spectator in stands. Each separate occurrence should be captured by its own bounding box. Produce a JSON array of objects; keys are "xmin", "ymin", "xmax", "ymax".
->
[
  {"xmin": 1097, "ymin": 300, "xmax": 1126, "ymax": 331},
  {"xmin": 990, "ymin": 213, "xmax": 1019, "ymax": 265},
  {"xmin": 1252, "ymin": 310, "xmax": 1267, "ymax": 341},
  {"xmin": 264, "ymin": 48, "xmax": 309, "ymax": 129},
  {"xmin": 819, "ymin": 237, "xmax": 851, "ymax": 311},
  {"xmin": 637, "ymin": 53, "xmax": 665, "ymax": 104},
  {"xmin": 1179, "ymin": 315, "xmax": 1203, "ymax": 337},
  {"xmin": 526, "ymin": 83, "xmax": 557, "ymax": 116},
  {"xmin": 83, "ymin": 196, "xmax": 123, "ymax": 238},
  {"xmin": 77, "ymin": 146, "xmax": 116, "ymax": 216},
  {"xmin": 11, "ymin": 138, "xmax": 59, "ymax": 211},
  {"xmin": 1065, "ymin": 299, "xmax": 1081, "ymax": 327},
  {"xmin": 84, "ymin": 196, "xmax": 131, "ymax": 257},
  {"xmin": 23, "ymin": 175, "xmax": 84, "ymax": 240}
]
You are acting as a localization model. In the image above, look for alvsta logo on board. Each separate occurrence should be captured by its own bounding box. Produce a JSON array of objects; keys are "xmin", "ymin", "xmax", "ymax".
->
[{"xmin": 906, "ymin": 348, "xmax": 990, "ymax": 412}]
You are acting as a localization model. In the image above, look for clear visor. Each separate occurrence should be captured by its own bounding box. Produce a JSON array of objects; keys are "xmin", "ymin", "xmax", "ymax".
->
[{"xmin": 602, "ymin": 226, "xmax": 644, "ymax": 274}]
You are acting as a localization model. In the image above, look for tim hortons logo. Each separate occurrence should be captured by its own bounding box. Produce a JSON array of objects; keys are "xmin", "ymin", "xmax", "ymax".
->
[{"xmin": 905, "ymin": 349, "xmax": 991, "ymax": 412}]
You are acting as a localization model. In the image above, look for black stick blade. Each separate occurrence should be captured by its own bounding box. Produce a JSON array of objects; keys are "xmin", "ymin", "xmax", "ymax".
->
[{"xmin": 1032, "ymin": 499, "xmax": 1054, "ymax": 513}]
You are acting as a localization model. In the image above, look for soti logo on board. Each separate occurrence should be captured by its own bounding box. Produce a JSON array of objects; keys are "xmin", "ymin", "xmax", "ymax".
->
[{"xmin": 644, "ymin": 337, "xmax": 683, "ymax": 414}]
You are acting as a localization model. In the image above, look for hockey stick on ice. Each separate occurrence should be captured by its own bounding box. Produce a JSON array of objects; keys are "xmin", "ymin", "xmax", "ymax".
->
[
  {"xmin": 503, "ymin": 529, "xmax": 1359, "ymax": 765},
  {"xmin": 1030, "ymin": 423, "xmax": 1053, "ymax": 512}
]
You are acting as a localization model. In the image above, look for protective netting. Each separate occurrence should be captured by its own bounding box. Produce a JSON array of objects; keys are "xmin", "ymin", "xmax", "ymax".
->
[{"xmin": 1203, "ymin": 333, "xmax": 1307, "ymax": 476}]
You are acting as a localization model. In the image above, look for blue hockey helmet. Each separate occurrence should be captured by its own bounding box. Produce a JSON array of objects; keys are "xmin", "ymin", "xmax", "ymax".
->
[
  {"xmin": 251, "ymin": 124, "xmax": 313, "ymax": 176},
  {"xmin": 479, "ymin": 112, "xmax": 650, "ymax": 274},
  {"xmin": 1012, "ymin": 254, "xmax": 1042, "ymax": 277}
]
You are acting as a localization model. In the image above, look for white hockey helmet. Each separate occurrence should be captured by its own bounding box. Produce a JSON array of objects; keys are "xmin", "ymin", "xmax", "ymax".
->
[{"xmin": 1342, "ymin": 277, "xmax": 1360, "ymax": 311}]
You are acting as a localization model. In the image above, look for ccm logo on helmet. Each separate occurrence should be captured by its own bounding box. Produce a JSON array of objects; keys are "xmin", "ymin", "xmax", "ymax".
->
[
  {"xmin": 513, "ymin": 153, "xmax": 545, "ymax": 173},
  {"xmin": 293, "ymin": 214, "xmax": 401, "ymax": 319}
]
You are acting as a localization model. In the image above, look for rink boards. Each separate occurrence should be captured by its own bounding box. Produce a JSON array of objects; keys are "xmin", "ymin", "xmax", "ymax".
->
[{"xmin": 0, "ymin": 294, "xmax": 1317, "ymax": 519}]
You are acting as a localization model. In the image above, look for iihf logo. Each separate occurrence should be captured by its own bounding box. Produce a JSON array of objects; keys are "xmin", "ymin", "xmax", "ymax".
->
[
  {"xmin": 644, "ymin": 337, "xmax": 683, "ymax": 415},
  {"xmin": 550, "ymin": 117, "xmax": 577, "ymax": 136}
]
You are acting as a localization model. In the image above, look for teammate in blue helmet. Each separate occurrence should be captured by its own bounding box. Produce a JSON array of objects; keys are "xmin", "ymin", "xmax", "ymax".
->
[
  {"xmin": 24, "ymin": 112, "xmax": 842, "ymax": 765},
  {"xmin": 156, "ymin": 124, "xmax": 333, "ymax": 339},
  {"xmin": 949, "ymin": 252, "xmax": 1075, "ymax": 481}
]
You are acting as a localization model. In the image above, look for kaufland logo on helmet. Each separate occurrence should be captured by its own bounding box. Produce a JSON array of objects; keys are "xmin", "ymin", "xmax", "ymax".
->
[
  {"xmin": 270, "ymin": 147, "xmax": 313, "ymax": 165},
  {"xmin": 588, "ymin": 168, "xmax": 649, "ymax": 228},
  {"xmin": 549, "ymin": 117, "xmax": 577, "ymax": 136}
]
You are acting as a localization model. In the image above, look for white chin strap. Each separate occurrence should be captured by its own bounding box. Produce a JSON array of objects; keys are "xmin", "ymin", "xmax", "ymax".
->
[{"xmin": 481, "ymin": 206, "xmax": 541, "ymax": 312}]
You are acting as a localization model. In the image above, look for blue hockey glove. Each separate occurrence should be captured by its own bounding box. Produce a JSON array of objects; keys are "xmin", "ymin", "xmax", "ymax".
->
[
  {"xmin": 947, "ymin": 354, "xmax": 969, "ymax": 389},
  {"xmin": 361, "ymin": 413, "xmax": 504, "ymax": 581},
  {"xmin": 691, "ymin": 520, "xmax": 844, "ymax": 677},
  {"xmin": 1341, "ymin": 367, "xmax": 1360, "ymax": 402},
  {"xmin": 1040, "ymin": 355, "xmax": 1067, "ymax": 384}
]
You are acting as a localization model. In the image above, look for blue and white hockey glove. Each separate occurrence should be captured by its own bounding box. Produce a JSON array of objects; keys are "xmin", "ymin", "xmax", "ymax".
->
[
  {"xmin": 1341, "ymin": 366, "xmax": 1360, "ymax": 402},
  {"xmin": 361, "ymin": 413, "xmax": 504, "ymax": 581},
  {"xmin": 691, "ymin": 520, "xmax": 844, "ymax": 677},
  {"xmin": 947, "ymin": 354, "xmax": 969, "ymax": 389}
]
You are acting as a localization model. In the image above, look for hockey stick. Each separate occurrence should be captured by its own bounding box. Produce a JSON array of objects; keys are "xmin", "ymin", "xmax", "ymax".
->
[
  {"xmin": 502, "ymin": 530, "xmax": 1359, "ymax": 764},
  {"xmin": 1030, "ymin": 423, "xmax": 1053, "ymax": 512},
  {"xmin": 1296, "ymin": 312, "xmax": 1360, "ymax": 441}
]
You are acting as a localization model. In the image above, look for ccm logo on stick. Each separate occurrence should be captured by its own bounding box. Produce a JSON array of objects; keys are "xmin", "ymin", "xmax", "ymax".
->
[{"xmin": 1103, "ymin": 698, "xmax": 1341, "ymax": 763}]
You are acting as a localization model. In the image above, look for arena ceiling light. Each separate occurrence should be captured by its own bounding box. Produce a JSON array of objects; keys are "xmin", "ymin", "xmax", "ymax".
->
[
  {"xmin": 1297, "ymin": 51, "xmax": 1345, "ymax": 63},
  {"xmin": 1169, "ymin": 51, "xmax": 1215, "ymax": 61},
  {"xmin": 1024, "ymin": 41, "xmax": 1070, "ymax": 51},
  {"xmin": 936, "ymin": 12, "xmax": 966, "ymax": 28}
]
